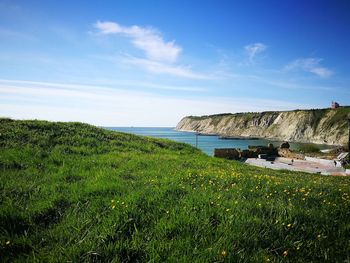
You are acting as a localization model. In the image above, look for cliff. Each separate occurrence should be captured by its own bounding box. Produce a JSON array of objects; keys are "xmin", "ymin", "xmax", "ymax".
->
[{"xmin": 176, "ymin": 107, "xmax": 350, "ymax": 146}]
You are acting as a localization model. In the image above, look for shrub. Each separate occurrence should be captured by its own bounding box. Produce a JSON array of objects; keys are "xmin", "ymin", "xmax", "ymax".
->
[{"xmin": 298, "ymin": 143, "xmax": 320, "ymax": 153}]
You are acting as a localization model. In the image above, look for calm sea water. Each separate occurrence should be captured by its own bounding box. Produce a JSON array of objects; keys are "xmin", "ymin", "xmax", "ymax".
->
[{"xmin": 105, "ymin": 127, "xmax": 322, "ymax": 156}]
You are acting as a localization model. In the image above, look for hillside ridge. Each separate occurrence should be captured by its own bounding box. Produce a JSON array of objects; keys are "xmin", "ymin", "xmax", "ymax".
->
[{"xmin": 1, "ymin": 118, "xmax": 350, "ymax": 262}]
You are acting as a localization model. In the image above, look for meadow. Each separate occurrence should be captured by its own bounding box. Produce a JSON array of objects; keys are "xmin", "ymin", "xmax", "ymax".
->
[{"xmin": 0, "ymin": 118, "xmax": 349, "ymax": 262}]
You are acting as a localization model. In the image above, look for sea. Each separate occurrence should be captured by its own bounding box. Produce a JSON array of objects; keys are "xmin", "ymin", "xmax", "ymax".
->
[{"xmin": 105, "ymin": 127, "xmax": 329, "ymax": 156}]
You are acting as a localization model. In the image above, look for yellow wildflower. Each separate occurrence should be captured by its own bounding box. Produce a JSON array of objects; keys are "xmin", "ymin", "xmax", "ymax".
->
[
  {"xmin": 221, "ymin": 250, "xmax": 227, "ymax": 257},
  {"xmin": 283, "ymin": 250, "xmax": 288, "ymax": 257},
  {"xmin": 5, "ymin": 240, "xmax": 10, "ymax": 245}
]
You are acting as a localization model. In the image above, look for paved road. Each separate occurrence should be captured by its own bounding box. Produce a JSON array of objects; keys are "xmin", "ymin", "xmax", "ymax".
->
[{"xmin": 245, "ymin": 157, "xmax": 348, "ymax": 176}]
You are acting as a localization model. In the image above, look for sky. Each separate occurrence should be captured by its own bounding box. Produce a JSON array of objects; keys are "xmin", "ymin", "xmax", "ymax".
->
[{"xmin": 0, "ymin": 0, "xmax": 349, "ymax": 126}]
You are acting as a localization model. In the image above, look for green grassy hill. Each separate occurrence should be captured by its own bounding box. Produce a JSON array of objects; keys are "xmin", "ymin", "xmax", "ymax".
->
[{"xmin": 1, "ymin": 118, "xmax": 349, "ymax": 262}]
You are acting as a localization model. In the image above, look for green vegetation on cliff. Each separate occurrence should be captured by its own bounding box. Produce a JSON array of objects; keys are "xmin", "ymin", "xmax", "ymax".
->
[
  {"xmin": 1, "ymin": 119, "xmax": 350, "ymax": 262},
  {"xmin": 187, "ymin": 107, "xmax": 350, "ymax": 126},
  {"xmin": 188, "ymin": 113, "xmax": 233, "ymax": 120}
]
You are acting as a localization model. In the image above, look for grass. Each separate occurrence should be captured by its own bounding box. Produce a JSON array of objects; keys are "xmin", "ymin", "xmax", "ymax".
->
[
  {"xmin": 188, "ymin": 113, "xmax": 233, "ymax": 121},
  {"xmin": 322, "ymin": 106, "xmax": 350, "ymax": 130},
  {"xmin": 297, "ymin": 144, "xmax": 320, "ymax": 153},
  {"xmin": 1, "ymin": 118, "xmax": 350, "ymax": 262}
]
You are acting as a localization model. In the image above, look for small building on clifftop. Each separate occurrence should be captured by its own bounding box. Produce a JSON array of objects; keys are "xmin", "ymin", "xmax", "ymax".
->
[{"xmin": 331, "ymin": 101, "xmax": 339, "ymax": 109}]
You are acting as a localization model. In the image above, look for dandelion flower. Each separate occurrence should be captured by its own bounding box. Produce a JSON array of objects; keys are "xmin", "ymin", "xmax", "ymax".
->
[
  {"xmin": 221, "ymin": 250, "xmax": 227, "ymax": 257},
  {"xmin": 283, "ymin": 250, "xmax": 288, "ymax": 257},
  {"xmin": 287, "ymin": 223, "xmax": 292, "ymax": 228},
  {"xmin": 5, "ymin": 240, "xmax": 10, "ymax": 245}
]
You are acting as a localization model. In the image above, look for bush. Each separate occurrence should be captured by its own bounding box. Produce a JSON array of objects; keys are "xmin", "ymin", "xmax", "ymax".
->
[{"xmin": 298, "ymin": 143, "xmax": 320, "ymax": 153}]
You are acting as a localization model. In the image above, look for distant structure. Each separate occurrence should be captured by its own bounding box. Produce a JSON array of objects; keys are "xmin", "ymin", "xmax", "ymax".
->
[{"xmin": 331, "ymin": 101, "xmax": 340, "ymax": 109}]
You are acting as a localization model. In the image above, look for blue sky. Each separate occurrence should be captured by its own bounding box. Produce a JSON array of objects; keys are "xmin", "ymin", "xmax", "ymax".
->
[{"xmin": 0, "ymin": 0, "xmax": 349, "ymax": 126}]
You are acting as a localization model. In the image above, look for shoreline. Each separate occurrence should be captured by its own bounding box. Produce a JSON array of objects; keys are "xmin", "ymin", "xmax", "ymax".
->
[{"xmin": 175, "ymin": 128, "xmax": 341, "ymax": 148}]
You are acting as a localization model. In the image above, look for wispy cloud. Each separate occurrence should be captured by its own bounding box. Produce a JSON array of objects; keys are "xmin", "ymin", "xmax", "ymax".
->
[
  {"xmin": 94, "ymin": 21, "xmax": 181, "ymax": 63},
  {"xmin": 284, "ymin": 58, "xmax": 333, "ymax": 78},
  {"xmin": 0, "ymin": 28, "xmax": 38, "ymax": 42},
  {"xmin": 245, "ymin": 43, "xmax": 267, "ymax": 62},
  {"xmin": 0, "ymin": 79, "xmax": 312, "ymax": 126},
  {"xmin": 244, "ymin": 75, "xmax": 335, "ymax": 91},
  {"xmin": 0, "ymin": 78, "xmax": 207, "ymax": 93},
  {"xmin": 125, "ymin": 57, "xmax": 213, "ymax": 80},
  {"xmin": 93, "ymin": 21, "xmax": 211, "ymax": 79}
]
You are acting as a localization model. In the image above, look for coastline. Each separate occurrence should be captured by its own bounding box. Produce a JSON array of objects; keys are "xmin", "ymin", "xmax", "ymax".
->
[
  {"xmin": 175, "ymin": 108, "xmax": 349, "ymax": 146},
  {"xmin": 175, "ymin": 127, "xmax": 340, "ymax": 148}
]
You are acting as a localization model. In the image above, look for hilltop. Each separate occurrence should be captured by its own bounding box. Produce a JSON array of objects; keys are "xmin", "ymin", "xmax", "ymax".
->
[
  {"xmin": 1, "ymin": 118, "xmax": 350, "ymax": 262},
  {"xmin": 176, "ymin": 107, "xmax": 350, "ymax": 146}
]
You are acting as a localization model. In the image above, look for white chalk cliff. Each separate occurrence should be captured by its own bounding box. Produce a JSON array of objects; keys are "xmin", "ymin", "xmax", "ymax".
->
[{"xmin": 176, "ymin": 107, "xmax": 350, "ymax": 146}]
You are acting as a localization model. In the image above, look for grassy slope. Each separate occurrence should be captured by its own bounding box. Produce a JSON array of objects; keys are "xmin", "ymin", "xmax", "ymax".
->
[{"xmin": 1, "ymin": 119, "xmax": 350, "ymax": 262}]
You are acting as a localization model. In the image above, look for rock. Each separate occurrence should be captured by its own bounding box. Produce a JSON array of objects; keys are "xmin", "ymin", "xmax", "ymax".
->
[
  {"xmin": 240, "ymin": 149, "xmax": 258, "ymax": 158},
  {"xmin": 280, "ymin": 142, "xmax": 290, "ymax": 149},
  {"xmin": 214, "ymin": 148, "xmax": 240, "ymax": 160},
  {"xmin": 278, "ymin": 148, "xmax": 305, "ymax": 160}
]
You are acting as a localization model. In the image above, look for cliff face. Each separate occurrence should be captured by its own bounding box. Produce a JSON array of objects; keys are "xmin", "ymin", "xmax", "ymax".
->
[{"xmin": 176, "ymin": 107, "xmax": 350, "ymax": 145}]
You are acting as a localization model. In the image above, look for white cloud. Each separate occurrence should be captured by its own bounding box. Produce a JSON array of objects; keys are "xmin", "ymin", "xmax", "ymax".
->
[
  {"xmin": 284, "ymin": 58, "xmax": 333, "ymax": 78},
  {"xmin": 245, "ymin": 43, "xmax": 267, "ymax": 62},
  {"xmin": 125, "ymin": 57, "xmax": 213, "ymax": 80},
  {"xmin": 94, "ymin": 21, "xmax": 181, "ymax": 63},
  {"xmin": 0, "ymin": 79, "xmax": 312, "ymax": 126},
  {"xmin": 0, "ymin": 78, "xmax": 207, "ymax": 92},
  {"xmin": 245, "ymin": 75, "xmax": 335, "ymax": 91},
  {"xmin": 93, "ymin": 21, "xmax": 212, "ymax": 79}
]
